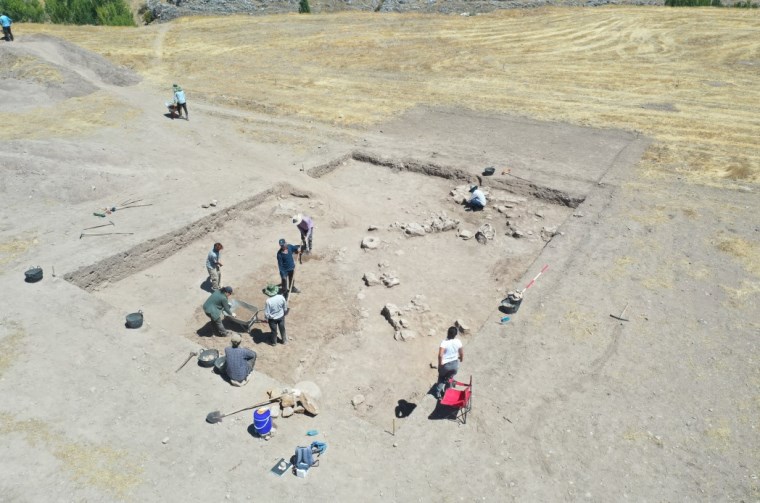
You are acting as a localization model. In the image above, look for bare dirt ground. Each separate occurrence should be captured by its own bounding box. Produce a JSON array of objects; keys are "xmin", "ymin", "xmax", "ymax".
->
[{"xmin": 1, "ymin": 9, "xmax": 758, "ymax": 502}]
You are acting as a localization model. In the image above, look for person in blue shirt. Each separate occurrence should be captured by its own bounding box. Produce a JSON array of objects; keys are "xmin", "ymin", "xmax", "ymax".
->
[
  {"xmin": 172, "ymin": 84, "xmax": 188, "ymax": 120},
  {"xmin": 0, "ymin": 14, "xmax": 13, "ymax": 42},
  {"xmin": 276, "ymin": 238, "xmax": 301, "ymax": 298},
  {"xmin": 467, "ymin": 185, "xmax": 486, "ymax": 211}
]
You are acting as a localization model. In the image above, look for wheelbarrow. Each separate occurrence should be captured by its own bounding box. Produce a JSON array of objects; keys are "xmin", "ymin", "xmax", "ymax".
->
[{"xmin": 227, "ymin": 299, "xmax": 262, "ymax": 331}]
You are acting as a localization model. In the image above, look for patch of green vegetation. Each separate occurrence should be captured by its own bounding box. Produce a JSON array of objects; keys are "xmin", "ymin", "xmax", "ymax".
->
[
  {"xmin": 299, "ymin": 0, "xmax": 311, "ymax": 13},
  {"xmin": 0, "ymin": 0, "xmax": 44, "ymax": 22},
  {"xmin": 45, "ymin": 0, "xmax": 135, "ymax": 26}
]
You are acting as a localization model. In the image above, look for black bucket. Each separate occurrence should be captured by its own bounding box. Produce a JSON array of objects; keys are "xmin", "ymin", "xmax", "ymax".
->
[
  {"xmin": 483, "ymin": 167, "xmax": 495, "ymax": 176},
  {"xmin": 499, "ymin": 293, "xmax": 523, "ymax": 314},
  {"xmin": 125, "ymin": 310, "xmax": 143, "ymax": 329},
  {"xmin": 24, "ymin": 267, "xmax": 43, "ymax": 283}
]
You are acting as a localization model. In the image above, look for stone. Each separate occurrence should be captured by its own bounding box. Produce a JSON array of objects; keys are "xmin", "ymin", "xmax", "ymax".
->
[
  {"xmin": 511, "ymin": 230, "xmax": 525, "ymax": 238},
  {"xmin": 535, "ymin": 212, "xmax": 544, "ymax": 218},
  {"xmin": 497, "ymin": 206, "xmax": 508, "ymax": 213},
  {"xmin": 280, "ymin": 393, "xmax": 296, "ymax": 408},
  {"xmin": 404, "ymin": 222, "xmax": 426, "ymax": 237},
  {"xmin": 540, "ymin": 226, "xmax": 558, "ymax": 242},
  {"xmin": 427, "ymin": 329, "xmax": 436, "ymax": 337},
  {"xmin": 454, "ymin": 319, "xmax": 470, "ymax": 332},
  {"xmin": 363, "ymin": 272, "xmax": 381, "ymax": 286},
  {"xmin": 269, "ymin": 402, "xmax": 281, "ymax": 418},
  {"xmin": 352, "ymin": 394, "xmax": 365, "ymax": 407},
  {"xmin": 368, "ymin": 225, "xmax": 379, "ymax": 231},
  {"xmin": 399, "ymin": 318, "xmax": 410, "ymax": 328},
  {"xmin": 295, "ymin": 380, "xmax": 323, "ymax": 401},
  {"xmin": 162, "ymin": 437, "xmax": 169, "ymax": 444},
  {"xmin": 573, "ymin": 211, "xmax": 584, "ymax": 218},
  {"xmin": 361, "ymin": 236, "xmax": 380, "ymax": 249},
  {"xmin": 382, "ymin": 275, "xmax": 400, "ymax": 288},
  {"xmin": 299, "ymin": 392, "xmax": 319, "ymax": 415},
  {"xmin": 382, "ymin": 303, "xmax": 403, "ymax": 331},
  {"xmin": 282, "ymin": 406, "xmax": 294, "ymax": 418},
  {"xmin": 458, "ymin": 229, "xmax": 474, "ymax": 240},
  {"xmin": 400, "ymin": 330, "xmax": 418, "ymax": 341},
  {"xmin": 293, "ymin": 406, "xmax": 306, "ymax": 414}
]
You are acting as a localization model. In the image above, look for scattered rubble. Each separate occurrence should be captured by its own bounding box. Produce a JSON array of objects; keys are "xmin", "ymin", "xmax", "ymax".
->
[
  {"xmin": 361, "ymin": 236, "xmax": 380, "ymax": 249},
  {"xmin": 390, "ymin": 212, "xmax": 460, "ymax": 237},
  {"xmin": 352, "ymin": 394, "xmax": 365, "ymax": 407},
  {"xmin": 540, "ymin": 226, "xmax": 559, "ymax": 242},
  {"xmin": 458, "ymin": 229, "xmax": 474, "ymax": 240}
]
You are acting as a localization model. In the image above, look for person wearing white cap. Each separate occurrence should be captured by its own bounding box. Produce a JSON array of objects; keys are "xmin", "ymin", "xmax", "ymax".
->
[{"xmin": 224, "ymin": 333, "xmax": 257, "ymax": 386}]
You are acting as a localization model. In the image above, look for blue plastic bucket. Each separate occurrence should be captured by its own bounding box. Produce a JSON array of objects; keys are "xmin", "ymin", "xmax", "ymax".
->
[{"xmin": 253, "ymin": 408, "xmax": 272, "ymax": 435}]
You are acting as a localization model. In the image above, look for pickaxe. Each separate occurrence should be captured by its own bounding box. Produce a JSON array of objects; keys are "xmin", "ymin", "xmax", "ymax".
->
[
  {"xmin": 80, "ymin": 232, "xmax": 134, "ymax": 239},
  {"xmin": 610, "ymin": 303, "xmax": 629, "ymax": 322},
  {"xmin": 83, "ymin": 221, "xmax": 115, "ymax": 231}
]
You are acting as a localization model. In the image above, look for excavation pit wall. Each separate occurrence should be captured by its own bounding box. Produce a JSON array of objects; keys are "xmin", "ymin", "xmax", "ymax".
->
[{"xmin": 65, "ymin": 155, "xmax": 588, "ymax": 428}]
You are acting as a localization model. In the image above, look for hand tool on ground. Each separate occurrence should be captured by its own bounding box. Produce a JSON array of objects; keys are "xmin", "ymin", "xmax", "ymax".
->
[
  {"xmin": 520, "ymin": 264, "xmax": 549, "ymax": 294},
  {"xmin": 80, "ymin": 232, "xmax": 135, "ymax": 238},
  {"xmin": 83, "ymin": 221, "xmax": 115, "ymax": 231},
  {"xmin": 610, "ymin": 303, "xmax": 629, "ymax": 322},
  {"xmin": 206, "ymin": 395, "xmax": 284, "ymax": 424},
  {"xmin": 175, "ymin": 351, "xmax": 198, "ymax": 373}
]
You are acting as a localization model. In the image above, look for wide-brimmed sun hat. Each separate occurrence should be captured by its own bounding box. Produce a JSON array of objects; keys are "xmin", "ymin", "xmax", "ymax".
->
[
  {"xmin": 469, "ymin": 185, "xmax": 478, "ymax": 193},
  {"xmin": 292, "ymin": 214, "xmax": 303, "ymax": 225},
  {"xmin": 263, "ymin": 284, "xmax": 280, "ymax": 297}
]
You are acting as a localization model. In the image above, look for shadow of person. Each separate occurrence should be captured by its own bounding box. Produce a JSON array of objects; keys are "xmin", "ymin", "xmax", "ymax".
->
[
  {"xmin": 199, "ymin": 278, "xmax": 214, "ymax": 293},
  {"xmin": 196, "ymin": 321, "xmax": 215, "ymax": 337},
  {"xmin": 164, "ymin": 112, "xmax": 176, "ymax": 120},
  {"xmin": 395, "ymin": 399, "xmax": 417, "ymax": 418},
  {"xmin": 249, "ymin": 327, "xmax": 272, "ymax": 345},
  {"xmin": 428, "ymin": 401, "xmax": 457, "ymax": 421}
]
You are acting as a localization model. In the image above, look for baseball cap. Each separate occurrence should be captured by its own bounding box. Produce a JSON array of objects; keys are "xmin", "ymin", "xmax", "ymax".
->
[
  {"xmin": 221, "ymin": 286, "xmax": 233, "ymax": 294},
  {"xmin": 278, "ymin": 238, "xmax": 286, "ymax": 246}
]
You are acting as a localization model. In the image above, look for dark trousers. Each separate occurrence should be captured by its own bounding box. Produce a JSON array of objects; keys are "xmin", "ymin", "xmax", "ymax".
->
[
  {"xmin": 280, "ymin": 270, "xmax": 295, "ymax": 297},
  {"xmin": 2, "ymin": 27, "xmax": 12, "ymax": 41},
  {"xmin": 208, "ymin": 315, "xmax": 229, "ymax": 337},
  {"xmin": 177, "ymin": 102, "xmax": 188, "ymax": 118},
  {"xmin": 268, "ymin": 317, "xmax": 286, "ymax": 344},
  {"xmin": 435, "ymin": 361, "xmax": 459, "ymax": 398}
]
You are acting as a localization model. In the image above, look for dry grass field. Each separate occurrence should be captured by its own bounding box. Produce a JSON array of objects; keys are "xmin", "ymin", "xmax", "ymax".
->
[{"xmin": 20, "ymin": 7, "xmax": 760, "ymax": 185}]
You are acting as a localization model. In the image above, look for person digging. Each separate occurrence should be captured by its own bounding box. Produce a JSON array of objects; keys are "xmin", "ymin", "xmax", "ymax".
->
[
  {"xmin": 224, "ymin": 333, "xmax": 257, "ymax": 386},
  {"xmin": 263, "ymin": 283, "xmax": 288, "ymax": 345},
  {"xmin": 292, "ymin": 214, "xmax": 315, "ymax": 254},
  {"xmin": 202, "ymin": 286, "xmax": 234, "ymax": 337},
  {"xmin": 276, "ymin": 238, "xmax": 301, "ymax": 299}
]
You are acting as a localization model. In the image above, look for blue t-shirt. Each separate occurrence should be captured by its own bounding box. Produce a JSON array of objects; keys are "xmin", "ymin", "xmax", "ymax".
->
[
  {"xmin": 0, "ymin": 15, "xmax": 12, "ymax": 27},
  {"xmin": 206, "ymin": 248, "xmax": 220, "ymax": 269},
  {"xmin": 174, "ymin": 90, "xmax": 186, "ymax": 104},
  {"xmin": 276, "ymin": 245, "xmax": 299, "ymax": 277}
]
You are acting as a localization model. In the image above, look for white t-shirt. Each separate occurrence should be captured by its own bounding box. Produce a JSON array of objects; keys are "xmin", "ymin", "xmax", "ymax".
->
[{"xmin": 440, "ymin": 339, "xmax": 462, "ymax": 365}]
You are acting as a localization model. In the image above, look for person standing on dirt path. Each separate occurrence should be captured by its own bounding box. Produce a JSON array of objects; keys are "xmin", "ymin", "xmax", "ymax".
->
[
  {"xmin": 277, "ymin": 238, "xmax": 301, "ymax": 297},
  {"xmin": 172, "ymin": 84, "xmax": 188, "ymax": 120},
  {"xmin": 206, "ymin": 242, "xmax": 223, "ymax": 291},
  {"xmin": 224, "ymin": 333, "xmax": 257, "ymax": 386},
  {"xmin": 292, "ymin": 214, "xmax": 315, "ymax": 254},
  {"xmin": 263, "ymin": 283, "xmax": 288, "ymax": 345},
  {"xmin": 203, "ymin": 286, "xmax": 234, "ymax": 337},
  {"xmin": 0, "ymin": 14, "xmax": 13, "ymax": 42},
  {"xmin": 435, "ymin": 326, "xmax": 464, "ymax": 399},
  {"xmin": 467, "ymin": 185, "xmax": 486, "ymax": 211}
]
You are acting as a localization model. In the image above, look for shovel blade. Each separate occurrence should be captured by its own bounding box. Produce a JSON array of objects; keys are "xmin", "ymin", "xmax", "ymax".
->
[{"xmin": 206, "ymin": 411, "xmax": 223, "ymax": 424}]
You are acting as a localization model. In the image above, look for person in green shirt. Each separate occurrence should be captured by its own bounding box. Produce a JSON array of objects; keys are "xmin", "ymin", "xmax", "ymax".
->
[{"xmin": 203, "ymin": 286, "xmax": 234, "ymax": 337}]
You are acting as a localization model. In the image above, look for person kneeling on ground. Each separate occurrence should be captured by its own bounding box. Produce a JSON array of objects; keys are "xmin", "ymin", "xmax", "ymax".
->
[
  {"xmin": 435, "ymin": 326, "xmax": 464, "ymax": 399},
  {"xmin": 467, "ymin": 185, "xmax": 486, "ymax": 211},
  {"xmin": 225, "ymin": 333, "xmax": 257, "ymax": 386},
  {"xmin": 203, "ymin": 286, "xmax": 234, "ymax": 337},
  {"xmin": 264, "ymin": 283, "xmax": 288, "ymax": 345}
]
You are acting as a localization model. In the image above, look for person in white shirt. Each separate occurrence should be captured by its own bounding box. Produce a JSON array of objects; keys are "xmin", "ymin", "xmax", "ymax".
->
[
  {"xmin": 435, "ymin": 326, "xmax": 464, "ymax": 399},
  {"xmin": 468, "ymin": 185, "xmax": 486, "ymax": 211},
  {"xmin": 263, "ymin": 283, "xmax": 288, "ymax": 345}
]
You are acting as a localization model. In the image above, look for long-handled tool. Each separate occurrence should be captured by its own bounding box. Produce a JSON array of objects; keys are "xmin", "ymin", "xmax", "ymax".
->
[
  {"xmin": 206, "ymin": 395, "xmax": 284, "ymax": 424},
  {"xmin": 80, "ymin": 232, "xmax": 134, "ymax": 238},
  {"xmin": 520, "ymin": 264, "xmax": 549, "ymax": 294},
  {"xmin": 175, "ymin": 351, "xmax": 198, "ymax": 373},
  {"xmin": 287, "ymin": 267, "xmax": 297, "ymax": 297},
  {"xmin": 83, "ymin": 221, "xmax": 115, "ymax": 231},
  {"xmin": 610, "ymin": 303, "xmax": 629, "ymax": 322}
]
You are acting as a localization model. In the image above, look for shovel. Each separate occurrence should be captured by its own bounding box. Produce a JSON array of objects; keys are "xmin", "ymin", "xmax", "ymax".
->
[
  {"xmin": 175, "ymin": 351, "xmax": 198, "ymax": 373},
  {"xmin": 206, "ymin": 395, "xmax": 283, "ymax": 424}
]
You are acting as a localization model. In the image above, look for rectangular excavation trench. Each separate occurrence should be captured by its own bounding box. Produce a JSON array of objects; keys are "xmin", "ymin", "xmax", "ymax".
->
[{"xmin": 65, "ymin": 153, "xmax": 587, "ymax": 428}]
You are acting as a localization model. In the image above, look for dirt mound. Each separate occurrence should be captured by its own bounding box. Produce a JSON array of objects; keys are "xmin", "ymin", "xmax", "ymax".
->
[
  {"xmin": 0, "ymin": 48, "xmax": 98, "ymax": 111},
  {"xmin": 23, "ymin": 34, "xmax": 141, "ymax": 87}
]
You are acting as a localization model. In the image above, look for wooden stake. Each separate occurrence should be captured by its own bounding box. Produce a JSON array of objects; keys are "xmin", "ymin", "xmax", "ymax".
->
[{"xmin": 392, "ymin": 418, "xmax": 396, "ymax": 436}]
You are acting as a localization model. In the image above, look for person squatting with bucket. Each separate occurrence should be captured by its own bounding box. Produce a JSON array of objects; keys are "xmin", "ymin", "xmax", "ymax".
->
[
  {"xmin": 224, "ymin": 333, "xmax": 257, "ymax": 386},
  {"xmin": 435, "ymin": 326, "xmax": 464, "ymax": 399}
]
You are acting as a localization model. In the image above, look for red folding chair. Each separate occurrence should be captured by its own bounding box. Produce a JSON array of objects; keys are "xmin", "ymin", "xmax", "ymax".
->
[{"xmin": 439, "ymin": 376, "xmax": 472, "ymax": 424}]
